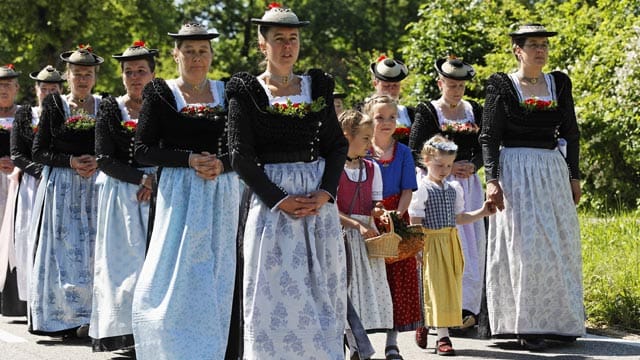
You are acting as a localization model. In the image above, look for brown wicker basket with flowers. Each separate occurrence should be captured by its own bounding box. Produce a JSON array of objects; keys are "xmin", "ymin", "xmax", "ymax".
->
[
  {"xmin": 365, "ymin": 211, "xmax": 401, "ymax": 258},
  {"xmin": 384, "ymin": 212, "xmax": 426, "ymax": 264}
]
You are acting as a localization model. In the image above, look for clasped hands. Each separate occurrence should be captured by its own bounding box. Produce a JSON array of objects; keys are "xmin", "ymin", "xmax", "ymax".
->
[
  {"xmin": 0, "ymin": 156, "xmax": 14, "ymax": 174},
  {"xmin": 278, "ymin": 190, "xmax": 331, "ymax": 218},
  {"xmin": 452, "ymin": 160, "xmax": 475, "ymax": 179},
  {"xmin": 189, "ymin": 152, "xmax": 223, "ymax": 180},
  {"xmin": 70, "ymin": 154, "xmax": 97, "ymax": 178}
]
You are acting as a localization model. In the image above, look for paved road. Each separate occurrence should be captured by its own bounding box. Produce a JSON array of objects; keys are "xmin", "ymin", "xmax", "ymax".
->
[{"xmin": 2, "ymin": 315, "xmax": 640, "ymax": 359}]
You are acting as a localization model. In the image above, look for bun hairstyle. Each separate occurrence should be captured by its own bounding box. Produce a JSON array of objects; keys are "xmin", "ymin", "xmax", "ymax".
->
[
  {"xmin": 363, "ymin": 94, "xmax": 397, "ymax": 119},
  {"xmin": 339, "ymin": 109, "xmax": 373, "ymax": 137},
  {"xmin": 420, "ymin": 134, "xmax": 458, "ymax": 165}
]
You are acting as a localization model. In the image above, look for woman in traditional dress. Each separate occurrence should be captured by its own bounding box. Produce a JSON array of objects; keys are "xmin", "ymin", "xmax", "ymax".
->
[
  {"xmin": 0, "ymin": 64, "xmax": 23, "ymax": 317},
  {"xmin": 89, "ymin": 41, "xmax": 156, "ymax": 353},
  {"xmin": 227, "ymin": 4, "xmax": 348, "ymax": 359},
  {"xmin": 409, "ymin": 56, "xmax": 484, "ymax": 345},
  {"xmin": 30, "ymin": 45, "xmax": 102, "ymax": 337},
  {"xmin": 131, "ymin": 22, "xmax": 240, "ymax": 360},
  {"xmin": 12, "ymin": 65, "xmax": 64, "ymax": 308},
  {"xmin": 480, "ymin": 24, "xmax": 584, "ymax": 350}
]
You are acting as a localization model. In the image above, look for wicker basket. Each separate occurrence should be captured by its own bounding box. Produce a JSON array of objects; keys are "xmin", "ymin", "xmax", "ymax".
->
[
  {"xmin": 385, "ymin": 225, "xmax": 426, "ymax": 264},
  {"xmin": 365, "ymin": 212, "xmax": 401, "ymax": 258}
]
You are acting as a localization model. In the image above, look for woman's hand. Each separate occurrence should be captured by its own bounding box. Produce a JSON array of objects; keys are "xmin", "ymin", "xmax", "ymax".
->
[
  {"xmin": 136, "ymin": 187, "xmax": 152, "ymax": 202},
  {"xmin": 189, "ymin": 152, "xmax": 223, "ymax": 180},
  {"xmin": 0, "ymin": 156, "xmax": 14, "ymax": 174},
  {"xmin": 570, "ymin": 179, "xmax": 581, "ymax": 205},
  {"xmin": 486, "ymin": 180, "xmax": 505, "ymax": 211},
  {"xmin": 371, "ymin": 202, "xmax": 385, "ymax": 218},
  {"xmin": 70, "ymin": 155, "xmax": 98, "ymax": 178},
  {"xmin": 452, "ymin": 161, "xmax": 475, "ymax": 179},
  {"xmin": 136, "ymin": 173, "xmax": 154, "ymax": 202},
  {"xmin": 278, "ymin": 191, "xmax": 331, "ymax": 218}
]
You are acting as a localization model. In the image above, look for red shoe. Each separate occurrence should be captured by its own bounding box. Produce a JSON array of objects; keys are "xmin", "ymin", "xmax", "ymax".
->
[
  {"xmin": 435, "ymin": 336, "xmax": 456, "ymax": 356},
  {"xmin": 415, "ymin": 326, "xmax": 428, "ymax": 349}
]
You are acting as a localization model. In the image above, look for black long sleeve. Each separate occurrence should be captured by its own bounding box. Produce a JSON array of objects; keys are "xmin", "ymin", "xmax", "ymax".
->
[
  {"xmin": 135, "ymin": 78, "xmax": 231, "ymax": 171},
  {"xmin": 95, "ymin": 96, "xmax": 145, "ymax": 185},
  {"xmin": 11, "ymin": 106, "xmax": 43, "ymax": 178},
  {"xmin": 227, "ymin": 70, "xmax": 347, "ymax": 209},
  {"xmin": 479, "ymin": 72, "xmax": 580, "ymax": 182}
]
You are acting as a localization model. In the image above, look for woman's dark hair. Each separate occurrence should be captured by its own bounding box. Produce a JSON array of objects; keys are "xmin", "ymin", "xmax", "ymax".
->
[
  {"xmin": 258, "ymin": 25, "xmax": 271, "ymax": 39},
  {"xmin": 511, "ymin": 37, "xmax": 527, "ymax": 60},
  {"xmin": 120, "ymin": 57, "xmax": 156, "ymax": 73},
  {"xmin": 174, "ymin": 39, "xmax": 213, "ymax": 53}
]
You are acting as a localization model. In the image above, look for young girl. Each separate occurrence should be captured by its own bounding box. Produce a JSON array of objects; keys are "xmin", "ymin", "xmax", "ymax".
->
[
  {"xmin": 408, "ymin": 135, "xmax": 495, "ymax": 356},
  {"xmin": 337, "ymin": 110, "xmax": 393, "ymax": 359},
  {"xmin": 365, "ymin": 95, "xmax": 419, "ymax": 360}
]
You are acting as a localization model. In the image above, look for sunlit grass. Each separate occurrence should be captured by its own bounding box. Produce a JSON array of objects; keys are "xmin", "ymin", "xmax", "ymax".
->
[{"xmin": 581, "ymin": 211, "xmax": 640, "ymax": 332}]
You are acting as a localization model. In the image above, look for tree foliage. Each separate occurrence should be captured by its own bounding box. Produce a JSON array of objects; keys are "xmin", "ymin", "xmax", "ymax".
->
[{"xmin": 401, "ymin": 0, "xmax": 640, "ymax": 211}]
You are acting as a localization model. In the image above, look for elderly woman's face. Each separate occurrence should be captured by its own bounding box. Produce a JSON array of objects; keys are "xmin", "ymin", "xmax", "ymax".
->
[
  {"xmin": 36, "ymin": 82, "xmax": 62, "ymax": 105},
  {"xmin": 122, "ymin": 59, "xmax": 154, "ymax": 99},
  {"xmin": 373, "ymin": 79, "xmax": 401, "ymax": 100},
  {"xmin": 260, "ymin": 27, "xmax": 300, "ymax": 69},
  {"xmin": 67, "ymin": 64, "xmax": 96, "ymax": 97},
  {"xmin": 174, "ymin": 40, "xmax": 212, "ymax": 79},
  {"xmin": 438, "ymin": 77, "xmax": 466, "ymax": 105},
  {"xmin": 0, "ymin": 78, "xmax": 19, "ymax": 106},
  {"xmin": 516, "ymin": 37, "xmax": 550, "ymax": 67}
]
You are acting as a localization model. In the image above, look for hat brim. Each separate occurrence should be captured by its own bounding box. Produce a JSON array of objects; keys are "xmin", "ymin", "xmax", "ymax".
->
[
  {"xmin": 112, "ymin": 49, "xmax": 159, "ymax": 61},
  {"xmin": 251, "ymin": 19, "xmax": 310, "ymax": 27},
  {"xmin": 60, "ymin": 51, "xmax": 105, "ymax": 65},
  {"xmin": 29, "ymin": 71, "xmax": 65, "ymax": 82},
  {"xmin": 369, "ymin": 63, "xmax": 407, "ymax": 82},
  {"xmin": 167, "ymin": 33, "xmax": 219, "ymax": 40},
  {"xmin": 0, "ymin": 73, "xmax": 20, "ymax": 79},
  {"xmin": 434, "ymin": 58, "xmax": 475, "ymax": 81},
  {"xmin": 509, "ymin": 31, "xmax": 558, "ymax": 38}
]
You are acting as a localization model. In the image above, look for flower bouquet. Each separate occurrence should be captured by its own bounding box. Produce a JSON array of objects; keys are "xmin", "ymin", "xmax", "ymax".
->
[
  {"xmin": 521, "ymin": 97, "xmax": 557, "ymax": 112},
  {"xmin": 121, "ymin": 120, "xmax": 137, "ymax": 132},
  {"xmin": 441, "ymin": 121, "xmax": 479, "ymax": 134},
  {"xmin": 266, "ymin": 96, "xmax": 326, "ymax": 118},
  {"xmin": 393, "ymin": 126, "xmax": 410, "ymax": 141},
  {"xmin": 65, "ymin": 109, "xmax": 95, "ymax": 131}
]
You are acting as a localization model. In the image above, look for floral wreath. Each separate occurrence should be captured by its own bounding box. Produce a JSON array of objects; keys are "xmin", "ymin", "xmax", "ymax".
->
[{"xmin": 425, "ymin": 139, "xmax": 458, "ymax": 152}]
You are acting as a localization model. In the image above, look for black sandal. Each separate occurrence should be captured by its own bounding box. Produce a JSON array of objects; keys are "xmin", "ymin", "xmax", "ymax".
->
[{"xmin": 384, "ymin": 345, "xmax": 404, "ymax": 359}]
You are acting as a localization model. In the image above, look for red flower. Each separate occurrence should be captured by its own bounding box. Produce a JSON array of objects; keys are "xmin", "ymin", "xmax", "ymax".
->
[
  {"xmin": 268, "ymin": 2, "xmax": 281, "ymax": 9},
  {"xmin": 5, "ymin": 64, "xmax": 14, "ymax": 70},
  {"xmin": 133, "ymin": 40, "xmax": 145, "ymax": 47},
  {"xmin": 78, "ymin": 43, "xmax": 93, "ymax": 52},
  {"xmin": 32, "ymin": 125, "xmax": 38, "ymax": 134},
  {"xmin": 376, "ymin": 54, "xmax": 387, "ymax": 63},
  {"xmin": 122, "ymin": 120, "xmax": 137, "ymax": 131},
  {"xmin": 521, "ymin": 97, "xmax": 557, "ymax": 112}
]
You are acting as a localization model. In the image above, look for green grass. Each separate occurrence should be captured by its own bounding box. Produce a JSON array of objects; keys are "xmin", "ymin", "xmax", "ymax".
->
[{"xmin": 581, "ymin": 211, "xmax": 640, "ymax": 332}]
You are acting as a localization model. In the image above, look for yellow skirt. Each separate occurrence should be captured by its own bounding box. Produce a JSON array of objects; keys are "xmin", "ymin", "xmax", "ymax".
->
[{"xmin": 422, "ymin": 227, "xmax": 464, "ymax": 328}]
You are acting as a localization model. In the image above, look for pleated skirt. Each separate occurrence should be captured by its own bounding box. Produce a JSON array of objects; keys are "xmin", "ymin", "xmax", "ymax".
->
[
  {"xmin": 486, "ymin": 147, "xmax": 585, "ymax": 337},
  {"xmin": 243, "ymin": 160, "xmax": 347, "ymax": 360},
  {"xmin": 132, "ymin": 169, "xmax": 240, "ymax": 360}
]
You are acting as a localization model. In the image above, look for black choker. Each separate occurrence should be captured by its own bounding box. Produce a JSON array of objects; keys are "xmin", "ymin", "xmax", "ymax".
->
[
  {"xmin": 71, "ymin": 95, "xmax": 90, "ymax": 104},
  {"xmin": 346, "ymin": 155, "xmax": 362, "ymax": 162}
]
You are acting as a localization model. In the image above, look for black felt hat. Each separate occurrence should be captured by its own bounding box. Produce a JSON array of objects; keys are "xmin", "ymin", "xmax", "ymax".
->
[
  {"xmin": 168, "ymin": 22, "xmax": 219, "ymax": 40},
  {"xmin": 60, "ymin": 44, "xmax": 104, "ymax": 66},
  {"xmin": 434, "ymin": 56, "xmax": 475, "ymax": 81},
  {"xmin": 251, "ymin": 3, "xmax": 309, "ymax": 28},
  {"xmin": 29, "ymin": 65, "xmax": 65, "ymax": 83},
  {"xmin": 509, "ymin": 23, "xmax": 558, "ymax": 38},
  {"xmin": 370, "ymin": 56, "xmax": 408, "ymax": 82},
  {"xmin": 112, "ymin": 40, "xmax": 159, "ymax": 61},
  {"xmin": 0, "ymin": 64, "xmax": 20, "ymax": 79}
]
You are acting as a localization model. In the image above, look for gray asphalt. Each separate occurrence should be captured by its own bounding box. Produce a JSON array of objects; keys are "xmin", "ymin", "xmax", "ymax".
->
[{"xmin": 2, "ymin": 315, "xmax": 640, "ymax": 359}]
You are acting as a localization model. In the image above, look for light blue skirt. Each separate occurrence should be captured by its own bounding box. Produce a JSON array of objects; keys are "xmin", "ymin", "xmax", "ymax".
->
[
  {"xmin": 89, "ymin": 170, "xmax": 152, "ymax": 340},
  {"xmin": 132, "ymin": 168, "xmax": 240, "ymax": 360},
  {"xmin": 30, "ymin": 167, "xmax": 99, "ymax": 332},
  {"xmin": 14, "ymin": 173, "xmax": 40, "ymax": 301},
  {"xmin": 243, "ymin": 160, "xmax": 347, "ymax": 360}
]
